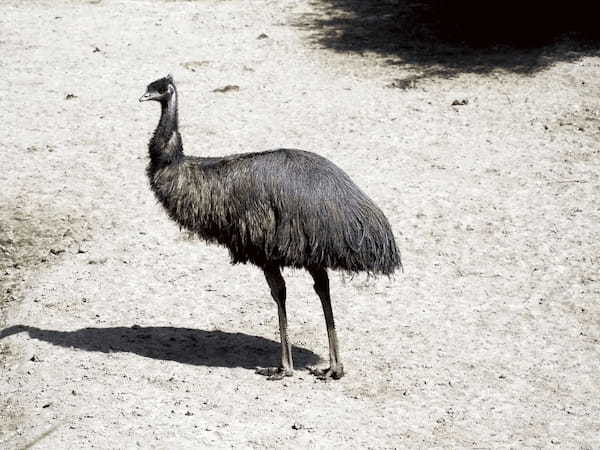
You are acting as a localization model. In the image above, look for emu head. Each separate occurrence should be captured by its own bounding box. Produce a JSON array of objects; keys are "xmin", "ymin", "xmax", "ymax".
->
[{"xmin": 139, "ymin": 74, "xmax": 175, "ymax": 103}]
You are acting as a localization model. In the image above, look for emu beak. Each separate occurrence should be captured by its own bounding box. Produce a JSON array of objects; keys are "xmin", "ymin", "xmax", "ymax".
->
[{"xmin": 139, "ymin": 91, "xmax": 152, "ymax": 102}]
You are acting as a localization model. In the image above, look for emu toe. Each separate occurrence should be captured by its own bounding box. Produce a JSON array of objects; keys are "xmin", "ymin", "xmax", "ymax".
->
[
  {"xmin": 255, "ymin": 367, "xmax": 294, "ymax": 381},
  {"xmin": 309, "ymin": 364, "xmax": 345, "ymax": 380}
]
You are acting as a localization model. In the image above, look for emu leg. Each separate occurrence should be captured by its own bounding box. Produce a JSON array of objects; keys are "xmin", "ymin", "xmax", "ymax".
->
[
  {"xmin": 255, "ymin": 265, "xmax": 293, "ymax": 380},
  {"xmin": 308, "ymin": 267, "xmax": 345, "ymax": 380}
]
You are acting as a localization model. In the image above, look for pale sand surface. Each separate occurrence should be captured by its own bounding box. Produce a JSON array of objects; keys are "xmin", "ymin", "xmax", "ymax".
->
[{"xmin": 1, "ymin": 1, "xmax": 599, "ymax": 448}]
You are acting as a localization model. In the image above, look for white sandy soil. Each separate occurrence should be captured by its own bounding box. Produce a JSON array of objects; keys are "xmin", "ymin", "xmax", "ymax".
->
[{"xmin": 1, "ymin": 0, "xmax": 599, "ymax": 448}]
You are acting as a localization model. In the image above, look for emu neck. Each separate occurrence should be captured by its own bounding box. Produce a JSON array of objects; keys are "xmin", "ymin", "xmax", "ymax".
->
[
  {"xmin": 159, "ymin": 91, "xmax": 178, "ymax": 137},
  {"xmin": 149, "ymin": 90, "xmax": 183, "ymax": 172}
]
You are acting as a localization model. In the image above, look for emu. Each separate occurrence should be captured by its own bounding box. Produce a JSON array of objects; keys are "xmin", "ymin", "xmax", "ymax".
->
[{"xmin": 139, "ymin": 75, "xmax": 401, "ymax": 380}]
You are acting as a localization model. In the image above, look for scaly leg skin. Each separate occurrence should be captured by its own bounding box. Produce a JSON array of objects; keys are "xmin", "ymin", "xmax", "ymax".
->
[
  {"xmin": 308, "ymin": 266, "xmax": 345, "ymax": 381},
  {"xmin": 257, "ymin": 265, "xmax": 294, "ymax": 381}
]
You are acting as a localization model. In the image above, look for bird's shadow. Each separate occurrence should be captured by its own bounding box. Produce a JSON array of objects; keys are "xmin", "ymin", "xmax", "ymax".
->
[{"xmin": 0, "ymin": 325, "xmax": 321, "ymax": 370}]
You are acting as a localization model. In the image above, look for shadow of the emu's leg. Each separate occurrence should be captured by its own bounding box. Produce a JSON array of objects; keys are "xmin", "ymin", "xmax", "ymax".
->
[
  {"xmin": 308, "ymin": 267, "xmax": 344, "ymax": 380},
  {"xmin": 255, "ymin": 264, "xmax": 294, "ymax": 381}
]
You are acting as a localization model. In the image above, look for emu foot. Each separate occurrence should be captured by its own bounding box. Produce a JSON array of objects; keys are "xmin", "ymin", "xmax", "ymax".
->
[
  {"xmin": 255, "ymin": 367, "xmax": 293, "ymax": 381},
  {"xmin": 309, "ymin": 364, "xmax": 344, "ymax": 380}
]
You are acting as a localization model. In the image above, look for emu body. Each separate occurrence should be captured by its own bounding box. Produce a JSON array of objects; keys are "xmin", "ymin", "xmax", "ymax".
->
[{"xmin": 141, "ymin": 76, "xmax": 401, "ymax": 380}]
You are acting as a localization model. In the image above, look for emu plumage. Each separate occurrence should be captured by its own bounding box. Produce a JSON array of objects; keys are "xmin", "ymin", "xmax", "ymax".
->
[{"xmin": 140, "ymin": 75, "xmax": 401, "ymax": 380}]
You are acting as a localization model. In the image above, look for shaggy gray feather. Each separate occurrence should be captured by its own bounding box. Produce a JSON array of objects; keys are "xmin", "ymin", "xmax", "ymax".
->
[{"xmin": 143, "ymin": 76, "xmax": 401, "ymax": 275}]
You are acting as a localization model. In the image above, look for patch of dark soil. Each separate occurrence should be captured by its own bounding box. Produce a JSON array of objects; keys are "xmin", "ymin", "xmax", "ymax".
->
[
  {"xmin": 0, "ymin": 202, "xmax": 91, "ymax": 315},
  {"xmin": 0, "ymin": 207, "xmax": 87, "ymax": 276},
  {"xmin": 0, "ymin": 201, "xmax": 91, "ymax": 442}
]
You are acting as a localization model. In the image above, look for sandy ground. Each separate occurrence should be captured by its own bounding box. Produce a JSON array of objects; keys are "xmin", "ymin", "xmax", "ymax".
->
[{"xmin": 1, "ymin": 0, "xmax": 600, "ymax": 448}]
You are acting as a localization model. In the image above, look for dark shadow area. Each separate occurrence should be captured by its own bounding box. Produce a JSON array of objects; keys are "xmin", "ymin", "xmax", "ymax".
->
[
  {"xmin": 297, "ymin": 0, "xmax": 600, "ymax": 76},
  {"xmin": 0, "ymin": 325, "xmax": 321, "ymax": 369}
]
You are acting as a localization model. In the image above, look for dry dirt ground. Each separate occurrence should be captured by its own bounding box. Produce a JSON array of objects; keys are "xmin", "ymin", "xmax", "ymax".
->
[{"xmin": 1, "ymin": 0, "xmax": 600, "ymax": 448}]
